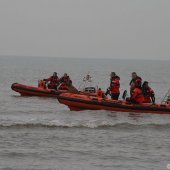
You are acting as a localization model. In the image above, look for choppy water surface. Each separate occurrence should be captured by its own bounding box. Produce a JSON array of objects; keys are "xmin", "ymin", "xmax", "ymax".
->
[{"xmin": 0, "ymin": 56, "xmax": 170, "ymax": 170}]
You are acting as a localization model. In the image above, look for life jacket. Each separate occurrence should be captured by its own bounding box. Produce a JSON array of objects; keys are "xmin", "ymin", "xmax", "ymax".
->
[
  {"xmin": 48, "ymin": 76, "xmax": 59, "ymax": 85},
  {"xmin": 110, "ymin": 76, "xmax": 120, "ymax": 93},
  {"xmin": 59, "ymin": 76, "xmax": 72, "ymax": 89},
  {"xmin": 131, "ymin": 87, "xmax": 145, "ymax": 103},
  {"xmin": 97, "ymin": 89, "xmax": 105, "ymax": 98},
  {"xmin": 60, "ymin": 76, "xmax": 71, "ymax": 83},
  {"xmin": 130, "ymin": 76, "xmax": 142, "ymax": 86},
  {"xmin": 130, "ymin": 76, "xmax": 142, "ymax": 91},
  {"xmin": 38, "ymin": 80, "xmax": 46, "ymax": 89},
  {"xmin": 143, "ymin": 87, "xmax": 154, "ymax": 103},
  {"xmin": 59, "ymin": 83, "xmax": 68, "ymax": 90}
]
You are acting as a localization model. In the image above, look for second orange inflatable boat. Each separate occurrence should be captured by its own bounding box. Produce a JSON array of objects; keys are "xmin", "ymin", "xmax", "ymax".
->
[{"xmin": 57, "ymin": 93, "xmax": 170, "ymax": 114}]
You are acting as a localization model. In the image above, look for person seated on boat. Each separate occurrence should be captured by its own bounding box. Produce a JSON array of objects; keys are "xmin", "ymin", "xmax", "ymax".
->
[
  {"xmin": 130, "ymin": 79, "xmax": 145, "ymax": 104},
  {"xmin": 105, "ymin": 72, "xmax": 120, "ymax": 100},
  {"xmin": 38, "ymin": 80, "xmax": 47, "ymax": 89},
  {"xmin": 142, "ymin": 81, "xmax": 155, "ymax": 103},
  {"xmin": 59, "ymin": 73, "xmax": 72, "ymax": 90},
  {"xmin": 44, "ymin": 72, "xmax": 59, "ymax": 89},
  {"xmin": 97, "ymin": 88, "xmax": 106, "ymax": 99},
  {"xmin": 129, "ymin": 72, "xmax": 142, "ymax": 95}
]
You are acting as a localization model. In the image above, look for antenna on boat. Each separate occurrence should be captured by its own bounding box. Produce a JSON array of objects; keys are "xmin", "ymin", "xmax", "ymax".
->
[
  {"xmin": 161, "ymin": 88, "xmax": 170, "ymax": 104},
  {"xmin": 83, "ymin": 72, "xmax": 92, "ymax": 82}
]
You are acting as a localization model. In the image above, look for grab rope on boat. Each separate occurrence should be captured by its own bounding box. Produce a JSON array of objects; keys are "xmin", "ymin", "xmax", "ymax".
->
[{"xmin": 161, "ymin": 88, "xmax": 170, "ymax": 104}]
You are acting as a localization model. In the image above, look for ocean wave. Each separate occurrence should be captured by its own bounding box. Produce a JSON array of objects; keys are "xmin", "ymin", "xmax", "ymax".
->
[{"xmin": 0, "ymin": 122, "xmax": 170, "ymax": 129}]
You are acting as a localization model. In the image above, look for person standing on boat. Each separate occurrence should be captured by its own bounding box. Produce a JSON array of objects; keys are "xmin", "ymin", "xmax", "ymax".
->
[
  {"xmin": 44, "ymin": 72, "xmax": 59, "ymax": 89},
  {"xmin": 130, "ymin": 79, "xmax": 145, "ymax": 104},
  {"xmin": 106, "ymin": 72, "xmax": 120, "ymax": 100},
  {"xmin": 142, "ymin": 81, "xmax": 155, "ymax": 103},
  {"xmin": 59, "ymin": 73, "xmax": 72, "ymax": 90},
  {"xmin": 130, "ymin": 72, "xmax": 142, "ymax": 94}
]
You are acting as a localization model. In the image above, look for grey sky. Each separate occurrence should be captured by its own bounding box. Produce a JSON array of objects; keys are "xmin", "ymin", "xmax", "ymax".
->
[{"xmin": 0, "ymin": 0, "xmax": 170, "ymax": 59}]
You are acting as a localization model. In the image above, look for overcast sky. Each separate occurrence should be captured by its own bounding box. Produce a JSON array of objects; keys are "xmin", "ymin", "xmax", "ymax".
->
[{"xmin": 0, "ymin": 0, "xmax": 170, "ymax": 60}]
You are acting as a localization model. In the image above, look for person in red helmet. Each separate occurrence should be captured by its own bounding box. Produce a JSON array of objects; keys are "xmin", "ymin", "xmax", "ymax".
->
[
  {"xmin": 142, "ymin": 81, "xmax": 155, "ymax": 103},
  {"xmin": 130, "ymin": 79, "xmax": 145, "ymax": 104},
  {"xmin": 106, "ymin": 72, "xmax": 120, "ymax": 100},
  {"xmin": 97, "ymin": 88, "xmax": 106, "ymax": 99},
  {"xmin": 130, "ymin": 72, "xmax": 142, "ymax": 94},
  {"xmin": 59, "ymin": 73, "xmax": 72, "ymax": 90},
  {"xmin": 44, "ymin": 72, "xmax": 59, "ymax": 89}
]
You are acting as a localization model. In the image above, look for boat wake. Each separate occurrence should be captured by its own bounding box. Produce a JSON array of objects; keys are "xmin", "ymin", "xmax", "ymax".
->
[{"xmin": 0, "ymin": 122, "xmax": 170, "ymax": 129}]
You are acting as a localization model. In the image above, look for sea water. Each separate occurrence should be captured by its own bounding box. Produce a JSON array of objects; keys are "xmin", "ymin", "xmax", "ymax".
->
[{"xmin": 0, "ymin": 56, "xmax": 170, "ymax": 170}]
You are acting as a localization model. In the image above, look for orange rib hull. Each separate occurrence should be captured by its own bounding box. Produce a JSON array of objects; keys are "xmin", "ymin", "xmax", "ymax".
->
[
  {"xmin": 11, "ymin": 83, "xmax": 67, "ymax": 97},
  {"xmin": 57, "ymin": 93, "xmax": 170, "ymax": 114}
]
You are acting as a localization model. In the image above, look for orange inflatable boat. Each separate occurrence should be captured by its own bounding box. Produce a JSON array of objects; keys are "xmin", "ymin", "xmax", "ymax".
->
[
  {"xmin": 57, "ymin": 93, "xmax": 170, "ymax": 114},
  {"xmin": 11, "ymin": 83, "xmax": 67, "ymax": 97},
  {"xmin": 11, "ymin": 83, "xmax": 96, "ymax": 97}
]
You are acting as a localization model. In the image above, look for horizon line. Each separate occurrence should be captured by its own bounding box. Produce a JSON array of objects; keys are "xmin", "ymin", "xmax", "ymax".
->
[{"xmin": 0, "ymin": 55, "xmax": 170, "ymax": 61}]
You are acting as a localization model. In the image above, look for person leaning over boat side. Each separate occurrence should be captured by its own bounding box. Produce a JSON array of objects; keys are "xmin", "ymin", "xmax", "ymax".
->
[
  {"xmin": 130, "ymin": 72, "xmax": 142, "ymax": 94},
  {"xmin": 44, "ymin": 72, "xmax": 59, "ymax": 89},
  {"xmin": 142, "ymin": 81, "xmax": 155, "ymax": 103},
  {"xmin": 59, "ymin": 73, "xmax": 72, "ymax": 90},
  {"xmin": 130, "ymin": 79, "xmax": 145, "ymax": 104},
  {"xmin": 109, "ymin": 72, "xmax": 120, "ymax": 100}
]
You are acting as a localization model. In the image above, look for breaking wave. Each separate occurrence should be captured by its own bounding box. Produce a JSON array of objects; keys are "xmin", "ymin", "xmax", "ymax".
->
[{"xmin": 0, "ymin": 122, "xmax": 170, "ymax": 129}]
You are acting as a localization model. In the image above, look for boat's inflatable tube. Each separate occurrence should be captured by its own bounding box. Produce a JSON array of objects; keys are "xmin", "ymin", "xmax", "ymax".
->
[
  {"xmin": 11, "ymin": 83, "xmax": 67, "ymax": 97},
  {"xmin": 57, "ymin": 93, "xmax": 170, "ymax": 114}
]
